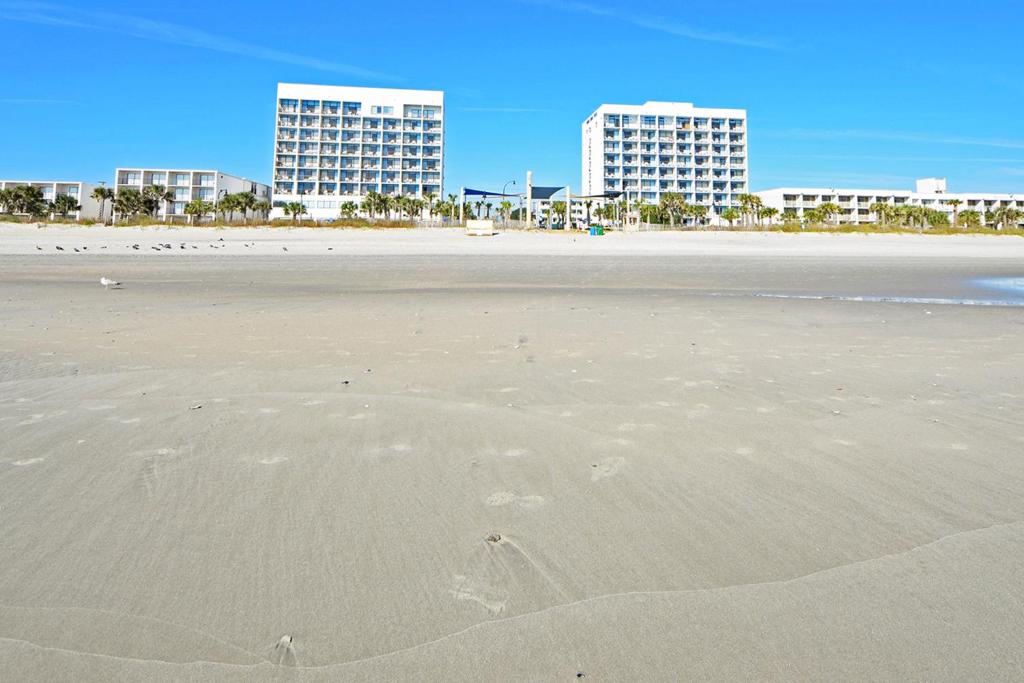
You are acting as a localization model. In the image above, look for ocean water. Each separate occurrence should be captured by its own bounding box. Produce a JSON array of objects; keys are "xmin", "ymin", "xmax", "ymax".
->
[
  {"xmin": 714, "ymin": 276, "xmax": 1024, "ymax": 308},
  {"xmin": 977, "ymin": 278, "xmax": 1024, "ymax": 298}
]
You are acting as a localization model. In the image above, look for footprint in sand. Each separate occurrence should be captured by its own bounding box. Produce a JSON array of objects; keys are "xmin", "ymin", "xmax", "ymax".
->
[
  {"xmin": 590, "ymin": 457, "xmax": 626, "ymax": 481},
  {"xmin": 503, "ymin": 448, "xmax": 527, "ymax": 458},
  {"xmin": 450, "ymin": 573, "xmax": 508, "ymax": 614},
  {"xmin": 734, "ymin": 447, "xmax": 755, "ymax": 455},
  {"xmin": 12, "ymin": 458, "xmax": 44, "ymax": 466},
  {"xmin": 259, "ymin": 456, "xmax": 288, "ymax": 465}
]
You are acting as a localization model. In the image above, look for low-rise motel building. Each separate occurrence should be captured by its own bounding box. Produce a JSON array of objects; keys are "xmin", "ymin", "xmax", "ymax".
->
[
  {"xmin": 114, "ymin": 168, "xmax": 270, "ymax": 222},
  {"xmin": 756, "ymin": 178, "xmax": 1024, "ymax": 227},
  {"xmin": 0, "ymin": 179, "xmax": 106, "ymax": 221},
  {"xmin": 272, "ymin": 83, "xmax": 445, "ymax": 220}
]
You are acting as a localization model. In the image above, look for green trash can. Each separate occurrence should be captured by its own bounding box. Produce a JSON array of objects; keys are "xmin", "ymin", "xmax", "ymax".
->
[{"xmin": 589, "ymin": 225, "xmax": 604, "ymax": 236}]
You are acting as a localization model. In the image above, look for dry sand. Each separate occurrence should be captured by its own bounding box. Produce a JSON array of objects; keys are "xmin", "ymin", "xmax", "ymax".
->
[{"xmin": 2, "ymin": 227, "xmax": 1024, "ymax": 680}]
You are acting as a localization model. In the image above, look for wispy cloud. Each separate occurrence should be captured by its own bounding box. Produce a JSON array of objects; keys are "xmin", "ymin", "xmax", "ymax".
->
[
  {"xmin": 0, "ymin": 1, "xmax": 397, "ymax": 81},
  {"xmin": 459, "ymin": 107, "xmax": 553, "ymax": 113},
  {"xmin": 517, "ymin": 0, "xmax": 781, "ymax": 50},
  {"xmin": 766, "ymin": 128, "xmax": 1024, "ymax": 151}
]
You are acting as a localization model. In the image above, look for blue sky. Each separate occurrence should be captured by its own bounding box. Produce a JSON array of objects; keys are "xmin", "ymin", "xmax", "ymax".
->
[{"xmin": 2, "ymin": 0, "xmax": 1024, "ymax": 193}]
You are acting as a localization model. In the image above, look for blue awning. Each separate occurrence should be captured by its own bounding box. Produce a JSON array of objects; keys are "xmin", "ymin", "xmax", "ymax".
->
[
  {"xmin": 529, "ymin": 186, "xmax": 565, "ymax": 200},
  {"xmin": 463, "ymin": 188, "xmax": 520, "ymax": 198}
]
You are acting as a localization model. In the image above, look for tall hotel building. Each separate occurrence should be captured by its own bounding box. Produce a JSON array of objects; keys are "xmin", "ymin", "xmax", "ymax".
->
[
  {"xmin": 582, "ymin": 101, "xmax": 748, "ymax": 220},
  {"xmin": 272, "ymin": 83, "xmax": 444, "ymax": 219}
]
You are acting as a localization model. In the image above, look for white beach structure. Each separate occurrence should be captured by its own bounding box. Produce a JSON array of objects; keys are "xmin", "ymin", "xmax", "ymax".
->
[
  {"xmin": 113, "ymin": 168, "xmax": 270, "ymax": 222},
  {"xmin": 272, "ymin": 83, "xmax": 444, "ymax": 220},
  {"xmin": 0, "ymin": 180, "xmax": 106, "ymax": 221},
  {"xmin": 756, "ymin": 178, "xmax": 1024, "ymax": 227},
  {"xmin": 582, "ymin": 101, "xmax": 748, "ymax": 225}
]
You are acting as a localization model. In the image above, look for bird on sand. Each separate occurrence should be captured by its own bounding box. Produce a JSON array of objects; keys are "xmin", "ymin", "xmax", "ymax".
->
[{"xmin": 100, "ymin": 277, "xmax": 121, "ymax": 290}]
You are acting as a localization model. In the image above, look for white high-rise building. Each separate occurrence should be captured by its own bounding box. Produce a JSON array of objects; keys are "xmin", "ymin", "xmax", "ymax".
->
[
  {"xmin": 756, "ymin": 178, "xmax": 1024, "ymax": 227},
  {"xmin": 582, "ymin": 101, "xmax": 748, "ymax": 223},
  {"xmin": 272, "ymin": 83, "xmax": 444, "ymax": 220}
]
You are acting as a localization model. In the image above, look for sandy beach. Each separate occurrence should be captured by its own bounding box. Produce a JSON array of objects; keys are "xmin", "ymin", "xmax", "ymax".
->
[{"xmin": 2, "ymin": 226, "xmax": 1023, "ymax": 680}]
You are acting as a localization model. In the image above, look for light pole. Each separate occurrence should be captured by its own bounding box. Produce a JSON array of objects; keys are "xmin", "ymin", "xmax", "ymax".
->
[{"xmin": 501, "ymin": 180, "xmax": 515, "ymax": 223}]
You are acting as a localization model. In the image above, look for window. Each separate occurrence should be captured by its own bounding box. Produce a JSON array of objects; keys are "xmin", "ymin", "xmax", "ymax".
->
[
  {"xmin": 173, "ymin": 173, "xmax": 190, "ymax": 185},
  {"xmin": 150, "ymin": 173, "xmax": 166, "ymax": 185},
  {"xmin": 371, "ymin": 105, "xmax": 393, "ymax": 114},
  {"xmin": 174, "ymin": 188, "xmax": 189, "ymax": 200},
  {"xmin": 198, "ymin": 188, "xmax": 213, "ymax": 201},
  {"xmin": 123, "ymin": 172, "xmax": 140, "ymax": 184}
]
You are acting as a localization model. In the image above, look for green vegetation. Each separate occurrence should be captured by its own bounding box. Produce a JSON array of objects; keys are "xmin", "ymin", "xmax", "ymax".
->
[
  {"xmin": 184, "ymin": 199, "xmax": 214, "ymax": 225},
  {"xmin": 91, "ymin": 186, "xmax": 114, "ymax": 223},
  {"xmin": 51, "ymin": 193, "xmax": 81, "ymax": 218}
]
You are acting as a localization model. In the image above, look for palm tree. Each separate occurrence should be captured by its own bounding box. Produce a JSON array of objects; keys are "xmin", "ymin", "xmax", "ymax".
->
[
  {"xmin": 184, "ymin": 199, "xmax": 213, "ymax": 225},
  {"xmin": 498, "ymin": 200, "xmax": 513, "ymax": 223},
  {"xmin": 685, "ymin": 204, "xmax": 709, "ymax": 227},
  {"xmin": 549, "ymin": 201, "xmax": 566, "ymax": 228},
  {"xmin": 720, "ymin": 207, "xmax": 740, "ymax": 228},
  {"xmin": 991, "ymin": 206, "xmax": 1023, "ymax": 231},
  {"xmin": 946, "ymin": 199, "xmax": 962, "ymax": 229},
  {"xmin": 381, "ymin": 194, "xmax": 396, "ymax": 220},
  {"xmin": 11, "ymin": 185, "xmax": 47, "ymax": 216},
  {"xmin": 51, "ymin": 193, "xmax": 81, "ymax": 219},
  {"xmin": 868, "ymin": 201, "xmax": 892, "ymax": 225},
  {"xmin": 143, "ymin": 184, "xmax": 173, "ymax": 220},
  {"xmin": 803, "ymin": 207, "xmax": 825, "ymax": 225},
  {"xmin": 283, "ymin": 201, "xmax": 306, "ymax": 223},
  {"xmin": 659, "ymin": 192, "xmax": 686, "ymax": 227},
  {"xmin": 958, "ymin": 209, "xmax": 981, "ymax": 229},
  {"xmin": 817, "ymin": 202, "xmax": 842, "ymax": 226},
  {"xmin": 423, "ymin": 191, "xmax": 436, "ymax": 220},
  {"xmin": 253, "ymin": 199, "xmax": 272, "ymax": 223},
  {"xmin": 736, "ymin": 193, "xmax": 762, "ymax": 227},
  {"xmin": 91, "ymin": 186, "xmax": 114, "ymax": 224},
  {"xmin": 217, "ymin": 194, "xmax": 239, "ymax": 222},
  {"xmin": 474, "ymin": 200, "xmax": 485, "ymax": 220},
  {"xmin": 234, "ymin": 192, "xmax": 258, "ymax": 224},
  {"xmin": 339, "ymin": 201, "xmax": 358, "ymax": 219},
  {"xmin": 760, "ymin": 207, "xmax": 779, "ymax": 225},
  {"xmin": 114, "ymin": 188, "xmax": 144, "ymax": 223},
  {"xmin": 0, "ymin": 188, "xmax": 15, "ymax": 214},
  {"xmin": 446, "ymin": 193, "xmax": 459, "ymax": 222}
]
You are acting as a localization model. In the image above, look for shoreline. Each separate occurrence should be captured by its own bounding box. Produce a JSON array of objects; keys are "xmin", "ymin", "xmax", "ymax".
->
[{"xmin": 4, "ymin": 223, "xmax": 1024, "ymax": 258}]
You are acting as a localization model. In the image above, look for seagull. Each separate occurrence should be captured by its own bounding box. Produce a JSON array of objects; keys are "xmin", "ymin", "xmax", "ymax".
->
[
  {"xmin": 35, "ymin": 246, "xmax": 42, "ymax": 251},
  {"xmin": 56, "ymin": 246, "xmax": 64, "ymax": 251},
  {"xmin": 100, "ymin": 277, "xmax": 121, "ymax": 290}
]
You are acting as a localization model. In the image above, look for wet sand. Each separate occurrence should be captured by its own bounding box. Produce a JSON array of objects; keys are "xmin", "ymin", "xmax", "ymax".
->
[{"xmin": 2, "ymin": 231, "xmax": 1024, "ymax": 680}]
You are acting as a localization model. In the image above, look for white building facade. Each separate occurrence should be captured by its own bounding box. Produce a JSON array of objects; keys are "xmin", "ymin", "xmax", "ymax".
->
[
  {"xmin": 0, "ymin": 180, "xmax": 105, "ymax": 220},
  {"xmin": 582, "ymin": 101, "xmax": 748, "ymax": 222},
  {"xmin": 114, "ymin": 168, "xmax": 270, "ymax": 222},
  {"xmin": 272, "ymin": 83, "xmax": 444, "ymax": 220},
  {"xmin": 756, "ymin": 178, "xmax": 1024, "ymax": 226}
]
